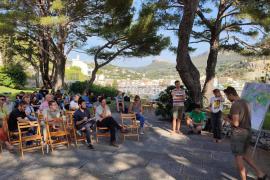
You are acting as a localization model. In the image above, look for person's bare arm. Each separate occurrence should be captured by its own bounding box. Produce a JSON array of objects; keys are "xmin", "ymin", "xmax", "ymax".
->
[
  {"xmin": 128, "ymin": 103, "xmax": 133, "ymax": 113},
  {"xmin": 231, "ymin": 114, "xmax": 240, "ymax": 127},
  {"xmin": 17, "ymin": 117, "xmax": 29, "ymax": 123},
  {"xmin": 76, "ymin": 117, "xmax": 87, "ymax": 126}
]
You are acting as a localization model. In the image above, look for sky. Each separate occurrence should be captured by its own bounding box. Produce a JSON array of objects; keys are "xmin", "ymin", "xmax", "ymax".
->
[{"xmin": 67, "ymin": 0, "xmax": 259, "ymax": 68}]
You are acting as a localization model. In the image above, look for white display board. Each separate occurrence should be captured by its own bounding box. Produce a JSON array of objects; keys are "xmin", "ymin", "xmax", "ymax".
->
[{"xmin": 241, "ymin": 83, "xmax": 270, "ymax": 130}]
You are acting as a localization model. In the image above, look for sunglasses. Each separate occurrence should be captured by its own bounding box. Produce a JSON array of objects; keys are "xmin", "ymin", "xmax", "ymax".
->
[{"xmin": 0, "ymin": 98, "xmax": 6, "ymax": 101}]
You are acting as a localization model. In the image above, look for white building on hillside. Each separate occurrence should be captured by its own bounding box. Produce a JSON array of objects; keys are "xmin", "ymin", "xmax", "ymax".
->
[{"xmin": 71, "ymin": 55, "xmax": 93, "ymax": 76}]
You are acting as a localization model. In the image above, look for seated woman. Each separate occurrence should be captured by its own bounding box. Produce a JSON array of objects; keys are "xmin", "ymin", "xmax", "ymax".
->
[
  {"xmin": 185, "ymin": 104, "xmax": 206, "ymax": 134},
  {"xmin": 0, "ymin": 95, "xmax": 13, "ymax": 150},
  {"xmin": 23, "ymin": 95, "xmax": 38, "ymax": 121},
  {"xmin": 95, "ymin": 97, "xmax": 127, "ymax": 147},
  {"xmin": 129, "ymin": 95, "xmax": 145, "ymax": 134}
]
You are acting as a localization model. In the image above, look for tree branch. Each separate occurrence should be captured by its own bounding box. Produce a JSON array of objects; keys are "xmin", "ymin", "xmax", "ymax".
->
[{"xmin": 196, "ymin": 9, "xmax": 213, "ymax": 29}]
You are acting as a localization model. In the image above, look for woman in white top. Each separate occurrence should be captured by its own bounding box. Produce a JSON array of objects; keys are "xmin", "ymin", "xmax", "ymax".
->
[{"xmin": 95, "ymin": 97, "xmax": 126, "ymax": 147}]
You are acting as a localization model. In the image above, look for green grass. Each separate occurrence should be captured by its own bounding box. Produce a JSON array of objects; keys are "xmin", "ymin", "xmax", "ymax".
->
[{"xmin": 0, "ymin": 86, "xmax": 35, "ymax": 99}]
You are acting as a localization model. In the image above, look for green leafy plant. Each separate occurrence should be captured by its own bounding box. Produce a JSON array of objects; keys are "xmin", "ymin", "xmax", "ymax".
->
[
  {"xmin": 155, "ymin": 85, "xmax": 175, "ymax": 121},
  {"xmin": 68, "ymin": 81, "xmax": 118, "ymax": 97},
  {"xmin": 0, "ymin": 64, "xmax": 27, "ymax": 88}
]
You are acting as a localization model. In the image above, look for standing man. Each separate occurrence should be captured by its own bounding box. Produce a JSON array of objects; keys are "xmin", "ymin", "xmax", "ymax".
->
[
  {"xmin": 171, "ymin": 80, "xmax": 186, "ymax": 134},
  {"xmin": 224, "ymin": 86, "xmax": 266, "ymax": 180},
  {"xmin": 209, "ymin": 89, "xmax": 224, "ymax": 143}
]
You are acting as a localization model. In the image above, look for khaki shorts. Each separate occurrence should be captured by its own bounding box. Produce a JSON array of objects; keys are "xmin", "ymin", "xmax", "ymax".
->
[
  {"xmin": 172, "ymin": 106, "xmax": 184, "ymax": 119},
  {"xmin": 231, "ymin": 129, "xmax": 251, "ymax": 156}
]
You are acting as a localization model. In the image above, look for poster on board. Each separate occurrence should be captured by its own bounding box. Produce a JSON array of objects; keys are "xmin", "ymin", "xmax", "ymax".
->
[{"xmin": 241, "ymin": 83, "xmax": 270, "ymax": 130}]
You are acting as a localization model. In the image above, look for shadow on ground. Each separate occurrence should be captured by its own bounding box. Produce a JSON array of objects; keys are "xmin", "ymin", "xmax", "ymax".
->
[{"xmin": 0, "ymin": 112, "xmax": 269, "ymax": 180}]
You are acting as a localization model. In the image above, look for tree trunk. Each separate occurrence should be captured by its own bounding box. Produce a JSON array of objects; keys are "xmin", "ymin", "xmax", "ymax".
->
[
  {"xmin": 35, "ymin": 68, "xmax": 40, "ymax": 88},
  {"xmin": 202, "ymin": 38, "xmax": 219, "ymax": 98},
  {"xmin": 176, "ymin": 0, "xmax": 202, "ymax": 104},
  {"xmin": 54, "ymin": 55, "xmax": 66, "ymax": 90},
  {"xmin": 39, "ymin": 32, "xmax": 52, "ymax": 88},
  {"xmin": 89, "ymin": 67, "xmax": 98, "ymax": 86}
]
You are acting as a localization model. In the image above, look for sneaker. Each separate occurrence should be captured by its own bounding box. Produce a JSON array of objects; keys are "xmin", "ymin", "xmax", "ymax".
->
[
  {"xmin": 198, "ymin": 131, "xmax": 202, "ymax": 135},
  {"xmin": 110, "ymin": 142, "xmax": 119, "ymax": 147},
  {"xmin": 88, "ymin": 144, "xmax": 94, "ymax": 150},
  {"xmin": 139, "ymin": 128, "xmax": 144, "ymax": 135},
  {"xmin": 76, "ymin": 130, "xmax": 82, "ymax": 136}
]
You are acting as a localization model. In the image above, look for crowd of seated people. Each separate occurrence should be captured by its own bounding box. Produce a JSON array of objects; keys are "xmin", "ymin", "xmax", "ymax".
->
[{"xmin": 0, "ymin": 88, "xmax": 138, "ymax": 152}]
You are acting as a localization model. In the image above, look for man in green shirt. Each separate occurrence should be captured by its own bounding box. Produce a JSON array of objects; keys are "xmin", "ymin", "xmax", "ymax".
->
[{"xmin": 186, "ymin": 104, "xmax": 206, "ymax": 134}]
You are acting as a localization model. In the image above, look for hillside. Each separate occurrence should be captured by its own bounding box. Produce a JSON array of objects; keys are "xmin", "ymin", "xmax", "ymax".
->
[
  {"xmin": 72, "ymin": 51, "xmax": 264, "ymax": 81},
  {"xmin": 192, "ymin": 51, "xmax": 246, "ymax": 69}
]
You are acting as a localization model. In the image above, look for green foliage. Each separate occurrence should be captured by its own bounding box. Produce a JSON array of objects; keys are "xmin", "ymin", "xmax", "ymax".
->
[
  {"xmin": 0, "ymin": 64, "xmax": 27, "ymax": 88},
  {"xmin": 65, "ymin": 66, "xmax": 87, "ymax": 81},
  {"xmin": 155, "ymin": 85, "xmax": 174, "ymax": 120},
  {"xmin": 69, "ymin": 81, "xmax": 118, "ymax": 97},
  {"xmin": 263, "ymin": 111, "xmax": 270, "ymax": 130}
]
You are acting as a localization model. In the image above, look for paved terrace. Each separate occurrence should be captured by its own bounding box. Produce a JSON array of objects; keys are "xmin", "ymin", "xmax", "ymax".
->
[{"xmin": 0, "ymin": 112, "xmax": 269, "ymax": 180}]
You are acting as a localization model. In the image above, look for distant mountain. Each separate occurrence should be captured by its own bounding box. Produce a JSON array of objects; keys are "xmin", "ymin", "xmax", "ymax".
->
[
  {"xmin": 129, "ymin": 60, "xmax": 178, "ymax": 79},
  {"xmin": 192, "ymin": 51, "xmax": 246, "ymax": 69}
]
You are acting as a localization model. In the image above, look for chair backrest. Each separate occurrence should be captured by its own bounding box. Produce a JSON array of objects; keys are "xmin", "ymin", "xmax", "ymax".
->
[
  {"xmin": 65, "ymin": 111, "xmax": 75, "ymax": 126},
  {"xmin": 121, "ymin": 113, "xmax": 137, "ymax": 126},
  {"xmin": 18, "ymin": 121, "xmax": 39, "ymax": 129}
]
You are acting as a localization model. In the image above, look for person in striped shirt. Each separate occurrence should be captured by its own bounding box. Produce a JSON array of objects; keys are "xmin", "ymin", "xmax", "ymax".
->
[{"xmin": 171, "ymin": 80, "xmax": 186, "ymax": 134}]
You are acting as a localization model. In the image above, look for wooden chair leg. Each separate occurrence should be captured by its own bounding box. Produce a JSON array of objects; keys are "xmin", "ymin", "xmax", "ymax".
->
[{"xmin": 41, "ymin": 140, "xmax": 44, "ymax": 155}]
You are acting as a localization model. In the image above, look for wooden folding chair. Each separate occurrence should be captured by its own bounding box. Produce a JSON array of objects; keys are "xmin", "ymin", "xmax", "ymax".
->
[
  {"xmin": 66, "ymin": 111, "xmax": 86, "ymax": 146},
  {"xmin": 18, "ymin": 121, "xmax": 44, "ymax": 158},
  {"xmin": 5, "ymin": 116, "xmax": 28, "ymax": 146},
  {"xmin": 95, "ymin": 125, "xmax": 110, "ymax": 143},
  {"xmin": 120, "ymin": 113, "xmax": 139, "ymax": 141},
  {"xmin": 45, "ymin": 118, "xmax": 69, "ymax": 152}
]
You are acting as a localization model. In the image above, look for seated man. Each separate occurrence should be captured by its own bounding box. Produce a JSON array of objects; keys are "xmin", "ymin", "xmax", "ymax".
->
[
  {"xmin": 186, "ymin": 104, "xmax": 206, "ymax": 134},
  {"xmin": 8, "ymin": 101, "xmax": 30, "ymax": 132},
  {"xmin": 73, "ymin": 99, "xmax": 95, "ymax": 149},
  {"xmin": 95, "ymin": 97, "xmax": 127, "ymax": 147},
  {"xmin": 42, "ymin": 100, "xmax": 62, "ymax": 141}
]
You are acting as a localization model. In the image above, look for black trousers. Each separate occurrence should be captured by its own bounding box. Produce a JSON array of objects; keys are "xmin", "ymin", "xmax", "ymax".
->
[
  {"xmin": 211, "ymin": 111, "xmax": 222, "ymax": 140},
  {"xmin": 96, "ymin": 117, "xmax": 121, "ymax": 142}
]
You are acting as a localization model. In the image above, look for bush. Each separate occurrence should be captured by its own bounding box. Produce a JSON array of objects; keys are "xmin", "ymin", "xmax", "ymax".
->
[
  {"xmin": 155, "ymin": 85, "xmax": 198, "ymax": 121},
  {"xmin": 155, "ymin": 85, "xmax": 175, "ymax": 120},
  {"xmin": 0, "ymin": 64, "xmax": 27, "ymax": 88},
  {"xmin": 69, "ymin": 81, "xmax": 118, "ymax": 97}
]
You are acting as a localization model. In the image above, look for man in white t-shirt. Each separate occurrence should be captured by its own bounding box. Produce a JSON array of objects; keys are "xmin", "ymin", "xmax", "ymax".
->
[
  {"xmin": 95, "ymin": 97, "xmax": 127, "ymax": 147},
  {"xmin": 209, "ymin": 89, "xmax": 224, "ymax": 143}
]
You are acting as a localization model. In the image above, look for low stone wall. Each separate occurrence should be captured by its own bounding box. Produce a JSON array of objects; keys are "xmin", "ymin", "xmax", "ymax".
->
[{"xmin": 251, "ymin": 130, "xmax": 270, "ymax": 150}]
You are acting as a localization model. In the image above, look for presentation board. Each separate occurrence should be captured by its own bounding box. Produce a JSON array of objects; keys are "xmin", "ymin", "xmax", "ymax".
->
[{"xmin": 241, "ymin": 83, "xmax": 270, "ymax": 130}]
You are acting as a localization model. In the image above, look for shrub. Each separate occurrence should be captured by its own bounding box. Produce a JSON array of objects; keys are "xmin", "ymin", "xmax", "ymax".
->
[
  {"xmin": 155, "ymin": 85, "xmax": 174, "ymax": 121},
  {"xmin": 155, "ymin": 85, "xmax": 199, "ymax": 121},
  {"xmin": 69, "ymin": 81, "xmax": 118, "ymax": 97},
  {"xmin": 0, "ymin": 64, "xmax": 27, "ymax": 88}
]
